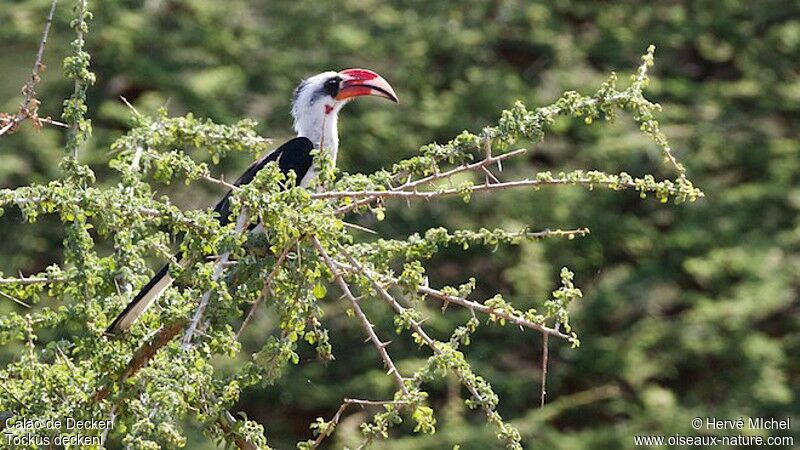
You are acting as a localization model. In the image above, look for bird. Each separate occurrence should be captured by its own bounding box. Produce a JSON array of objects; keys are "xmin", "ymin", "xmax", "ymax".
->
[{"xmin": 106, "ymin": 68, "xmax": 398, "ymax": 334}]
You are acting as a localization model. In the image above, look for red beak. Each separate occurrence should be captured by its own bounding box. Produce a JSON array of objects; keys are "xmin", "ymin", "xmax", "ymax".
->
[{"xmin": 335, "ymin": 68, "xmax": 398, "ymax": 103}]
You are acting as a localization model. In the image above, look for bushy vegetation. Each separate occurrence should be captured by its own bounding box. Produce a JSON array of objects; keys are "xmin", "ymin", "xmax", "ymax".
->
[{"xmin": 0, "ymin": 1, "xmax": 796, "ymax": 449}]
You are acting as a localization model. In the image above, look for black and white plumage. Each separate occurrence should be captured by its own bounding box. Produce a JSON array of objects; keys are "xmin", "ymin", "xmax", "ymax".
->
[{"xmin": 106, "ymin": 69, "xmax": 397, "ymax": 334}]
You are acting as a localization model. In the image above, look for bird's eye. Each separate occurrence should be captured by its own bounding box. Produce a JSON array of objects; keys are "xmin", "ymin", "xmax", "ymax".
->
[{"xmin": 322, "ymin": 77, "xmax": 341, "ymax": 97}]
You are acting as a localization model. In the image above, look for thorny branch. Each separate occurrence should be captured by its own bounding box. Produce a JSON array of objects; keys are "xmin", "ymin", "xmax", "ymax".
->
[
  {"xmin": 0, "ymin": 0, "xmax": 65, "ymax": 137},
  {"xmin": 332, "ymin": 259, "xmax": 569, "ymax": 340},
  {"xmin": 312, "ymin": 236, "xmax": 410, "ymax": 396},
  {"xmin": 310, "ymin": 398, "xmax": 410, "ymax": 449},
  {"xmin": 331, "ymin": 148, "xmax": 528, "ymax": 215},
  {"xmin": 317, "ymin": 176, "xmax": 678, "ymax": 202},
  {"xmin": 337, "ymin": 248, "xmax": 519, "ymax": 443}
]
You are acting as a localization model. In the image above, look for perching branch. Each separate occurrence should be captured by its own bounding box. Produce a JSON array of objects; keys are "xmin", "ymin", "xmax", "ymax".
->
[
  {"xmin": 317, "ymin": 172, "xmax": 697, "ymax": 205},
  {"xmin": 332, "ymin": 147, "xmax": 528, "ymax": 215}
]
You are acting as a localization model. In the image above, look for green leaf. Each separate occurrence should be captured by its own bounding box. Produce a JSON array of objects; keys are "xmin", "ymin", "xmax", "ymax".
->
[{"xmin": 313, "ymin": 283, "xmax": 327, "ymax": 299}]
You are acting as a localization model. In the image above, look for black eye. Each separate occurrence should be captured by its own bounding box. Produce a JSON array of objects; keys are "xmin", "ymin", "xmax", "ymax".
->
[{"xmin": 322, "ymin": 77, "xmax": 341, "ymax": 97}]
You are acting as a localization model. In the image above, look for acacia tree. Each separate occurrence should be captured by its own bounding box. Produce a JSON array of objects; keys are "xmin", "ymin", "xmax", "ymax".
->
[{"xmin": 0, "ymin": 2, "xmax": 702, "ymax": 449}]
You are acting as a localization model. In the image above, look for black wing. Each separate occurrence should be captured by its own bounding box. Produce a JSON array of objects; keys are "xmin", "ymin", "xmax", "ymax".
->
[
  {"xmin": 213, "ymin": 137, "xmax": 314, "ymax": 225},
  {"xmin": 105, "ymin": 137, "xmax": 314, "ymax": 334}
]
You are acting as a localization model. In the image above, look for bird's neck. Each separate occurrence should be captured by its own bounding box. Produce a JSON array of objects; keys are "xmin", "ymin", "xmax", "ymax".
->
[{"xmin": 295, "ymin": 110, "xmax": 339, "ymax": 165}]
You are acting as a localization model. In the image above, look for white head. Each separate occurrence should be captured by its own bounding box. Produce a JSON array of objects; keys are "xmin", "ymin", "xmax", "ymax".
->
[{"xmin": 291, "ymin": 68, "xmax": 398, "ymax": 164}]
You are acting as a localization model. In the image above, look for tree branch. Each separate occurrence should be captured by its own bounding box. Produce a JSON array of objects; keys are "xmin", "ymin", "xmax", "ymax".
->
[
  {"xmin": 310, "ymin": 398, "xmax": 410, "ymax": 449},
  {"xmin": 311, "ymin": 236, "xmax": 409, "ymax": 396},
  {"xmin": 0, "ymin": 0, "xmax": 59, "ymax": 137},
  {"xmin": 338, "ymin": 248, "xmax": 504, "ymax": 425},
  {"xmin": 332, "ymin": 259, "xmax": 569, "ymax": 340},
  {"xmin": 317, "ymin": 176, "xmax": 668, "ymax": 203},
  {"xmin": 332, "ymin": 148, "xmax": 527, "ymax": 215},
  {"xmin": 91, "ymin": 320, "xmax": 187, "ymax": 403}
]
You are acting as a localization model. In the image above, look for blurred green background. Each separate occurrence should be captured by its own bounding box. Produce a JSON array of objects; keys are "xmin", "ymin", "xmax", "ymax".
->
[{"xmin": 1, "ymin": 0, "xmax": 797, "ymax": 448}]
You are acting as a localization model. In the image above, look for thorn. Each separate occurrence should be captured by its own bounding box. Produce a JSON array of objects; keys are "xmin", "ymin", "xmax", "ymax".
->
[
  {"xmin": 0, "ymin": 291, "xmax": 31, "ymax": 308},
  {"xmin": 342, "ymin": 221, "xmax": 378, "ymax": 235}
]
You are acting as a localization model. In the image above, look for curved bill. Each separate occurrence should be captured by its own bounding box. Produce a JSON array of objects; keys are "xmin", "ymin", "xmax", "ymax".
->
[{"xmin": 336, "ymin": 68, "xmax": 398, "ymax": 103}]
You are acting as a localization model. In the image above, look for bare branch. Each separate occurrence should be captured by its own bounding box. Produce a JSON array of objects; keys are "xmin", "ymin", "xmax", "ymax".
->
[
  {"xmin": 541, "ymin": 332, "xmax": 549, "ymax": 408},
  {"xmin": 332, "ymin": 148, "xmax": 528, "ymax": 215},
  {"xmin": 332, "ymin": 259, "xmax": 569, "ymax": 340},
  {"xmin": 310, "ymin": 398, "xmax": 409, "ymax": 449},
  {"xmin": 318, "ymin": 176, "xmax": 643, "ymax": 202},
  {"xmin": 0, "ymin": 0, "xmax": 59, "ymax": 137},
  {"xmin": 203, "ymin": 174, "xmax": 239, "ymax": 191},
  {"xmin": 311, "ymin": 236, "xmax": 409, "ymax": 396},
  {"xmin": 0, "ymin": 291, "xmax": 31, "ymax": 308},
  {"xmin": 0, "ymin": 275, "xmax": 65, "ymax": 285},
  {"xmin": 337, "ymin": 248, "xmax": 496, "ymax": 419}
]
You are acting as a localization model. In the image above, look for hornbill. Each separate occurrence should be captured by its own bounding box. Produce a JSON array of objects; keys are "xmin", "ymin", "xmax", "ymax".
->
[{"xmin": 106, "ymin": 69, "xmax": 397, "ymax": 334}]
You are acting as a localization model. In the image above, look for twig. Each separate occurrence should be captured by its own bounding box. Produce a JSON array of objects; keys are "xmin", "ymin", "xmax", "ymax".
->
[
  {"xmin": 417, "ymin": 284, "xmax": 568, "ymax": 339},
  {"xmin": 0, "ymin": 275, "xmax": 65, "ymax": 285},
  {"xmin": 332, "ymin": 259, "xmax": 568, "ymax": 340},
  {"xmin": 317, "ymin": 176, "xmax": 642, "ymax": 202},
  {"xmin": 68, "ymin": 0, "xmax": 88, "ymax": 159},
  {"xmin": 331, "ymin": 148, "xmax": 528, "ymax": 215},
  {"xmin": 540, "ymin": 333, "xmax": 549, "ymax": 408},
  {"xmin": 0, "ymin": 0, "xmax": 58, "ymax": 137},
  {"xmin": 100, "ymin": 404, "xmax": 116, "ymax": 446},
  {"xmin": 341, "ymin": 221, "xmax": 378, "ymax": 235},
  {"xmin": 337, "ymin": 248, "xmax": 495, "ymax": 423},
  {"xmin": 0, "ymin": 290, "xmax": 31, "ymax": 308},
  {"xmin": 311, "ymin": 237, "xmax": 409, "ymax": 396},
  {"xmin": 37, "ymin": 117, "xmax": 68, "ymax": 128},
  {"xmin": 203, "ymin": 174, "xmax": 239, "ymax": 191},
  {"xmin": 310, "ymin": 398, "xmax": 409, "ymax": 449}
]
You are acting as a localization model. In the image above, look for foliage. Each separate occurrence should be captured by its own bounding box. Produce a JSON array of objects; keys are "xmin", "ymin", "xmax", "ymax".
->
[{"xmin": 0, "ymin": 1, "xmax": 797, "ymax": 449}]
